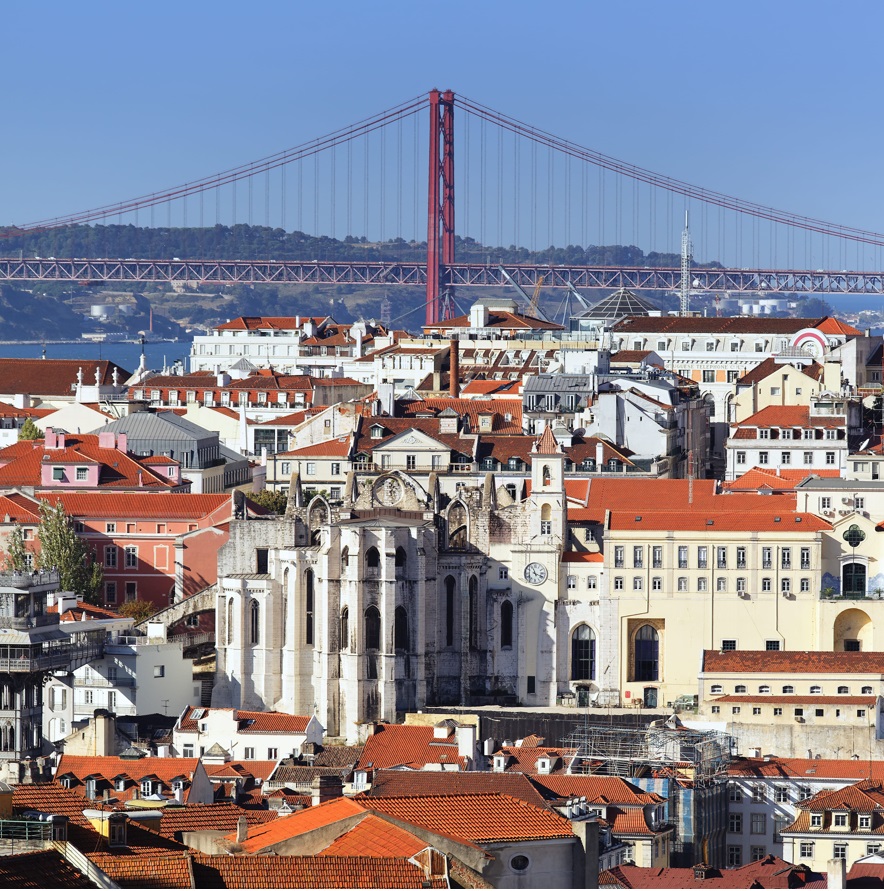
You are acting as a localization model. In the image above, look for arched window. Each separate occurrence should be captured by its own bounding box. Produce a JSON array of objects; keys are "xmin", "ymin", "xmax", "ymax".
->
[
  {"xmin": 305, "ymin": 570, "xmax": 314, "ymax": 646},
  {"xmin": 862, "ymin": 686, "xmax": 873, "ymax": 695},
  {"xmin": 837, "ymin": 685, "xmax": 849, "ymax": 694},
  {"xmin": 735, "ymin": 684, "xmax": 747, "ymax": 693},
  {"xmin": 810, "ymin": 685, "xmax": 822, "ymax": 694},
  {"xmin": 571, "ymin": 625, "xmax": 596, "ymax": 681},
  {"xmin": 394, "ymin": 606, "xmax": 408, "ymax": 650},
  {"xmin": 782, "ymin": 685, "xmax": 794, "ymax": 694},
  {"xmin": 634, "ymin": 624, "xmax": 659, "ymax": 682},
  {"xmin": 282, "ymin": 569, "xmax": 289, "ymax": 648},
  {"xmin": 540, "ymin": 503, "xmax": 552, "ymax": 535},
  {"xmin": 542, "ymin": 464, "xmax": 551, "ymax": 486},
  {"xmin": 365, "ymin": 605, "xmax": 381, "ymax": 650},
  {"xmin": 710, "ymin": 684, "xmax": 723, "ymax": 695},
  {"xmin": 468, "ymin": 576, "xmax": 478, "ymax": 649},
  {"xmin": 249, "ymin": 600, "xmax": 260, "ymax": 645},
  {"xmin": 340, "ymin": 608, "xmax": 349, "ymax": 651},
  {"xmin": 395, "ymin": 547, "xmax": 407, "ymax": 569},
  {"xmin": 448, "ymin": 503, "xmax": 467, "ymax": 549},
  {"xmin": 500, "ymin": 601, "xmax": 513, "ymax": 648},
  {"xmin": 341, "ymin": 546, "xmax": 349, "ymax": 568},
  {"xmin": 226, "ymin": 598, "xmax": 234, "ymax": 645},
  {"xmin": 444, "ymin": 576, "xmax": 456, "ymax": 646},
  {"xmin": 366, "ymin": 547, "xmax": 380, "ymax": 570},
  {"xmin": 759, "ymin": 685, "xmax": 770, "ymax": 694}
]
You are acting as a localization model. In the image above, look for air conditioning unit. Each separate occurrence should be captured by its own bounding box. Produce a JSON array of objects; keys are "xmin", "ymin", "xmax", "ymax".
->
[
  {"xmin": 823, "ymin": 510, "xmax": 835, "ymax": 517},
  {"xmin": 839, "ymin": 509, "xmax": 851, "ymax": 515},
  {"xmin": 842, "ymin": 497, "xmax": 853, "ymax": 504}
]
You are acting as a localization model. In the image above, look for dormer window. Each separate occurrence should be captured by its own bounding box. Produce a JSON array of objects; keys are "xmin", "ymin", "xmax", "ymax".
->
[
  {"xmin": 536, "ymin": 757, "xmax": 552, "ymax": 775},
  {"xmin": 85, "ymin": 778, "xmax": 98, "ymax": 799},
  {"xmin": 759, "ymin": 429, "xmax": 770, "ymax": 439},
  {"xmin": 140, "ymin": 779, "xmax": 155, "ymax": 796},
  {"xmin": 116, "ymin": 777, "xmax": 127, "ymax": 792},
  {"xmin": 493, "ymin": 754, "xmax": 506, "ymax": 772},
  {"xmin": 833, "ymin": 812, "xmax": 848, "ymax": 828},
  {"xmin": 370, "ymin": 425, "xmax": 385, "ymax": 439},
  {"xmin": 810, "ymin": 813, "xmax": 823, "ymax": 828},
  {"xmin": 859, "ymin": 813, "xmax": 872, "ymax": 830}
]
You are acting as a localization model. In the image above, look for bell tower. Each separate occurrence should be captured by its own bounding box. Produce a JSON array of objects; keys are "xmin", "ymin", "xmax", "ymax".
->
[{"xmin": 530, "ymin": 424, "xmax": 566, "ymax": 540}]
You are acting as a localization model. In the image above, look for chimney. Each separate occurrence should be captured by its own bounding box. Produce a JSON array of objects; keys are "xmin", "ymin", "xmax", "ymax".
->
[
  {"xmin": 595, "ymin": 441, "xmax": 604, "ymax": 468},
  {"xmin": 455, "ymin": 723, "xmax": 476, "ymax": 760},
  {"xmin": 449, "ymin": 339, "xmax": 460, "ymax": 398},
  {"xmin": 45, "ymin": 428, "xmax": 56, "ymax": 449},
  {"xmin": 117, "ymin": 433, "xmax": 127, "ymax": 453},
  {"xmin": 236, "ymin": 815, "xmax": 248, "ymax": 844},
  {"xmin": 311, "ymin": 775, "xmax": 343, "ymax": 807},
  {"xmin": 827, "ymin": 857, "xmax": 846, "ymax": 889}
]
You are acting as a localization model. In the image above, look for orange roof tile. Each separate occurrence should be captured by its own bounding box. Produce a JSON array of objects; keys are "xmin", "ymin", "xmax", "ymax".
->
[
  {"xmin": 528, "ymin": 774, "xmax": 663, "ymax": 806},
  {"xmin": 191, "ymin": 853, "xmax": 441, "ymax": 888},
  {"xmin": 534, "ymin": 424, "xmax": 561, "ymax": 455},
  {"xmin": 728, "ymin": 756, "xmax": 884, "ymax": 780},
  {"xmin": 722, "ymin": 467, "xmax": 842, "ymax": 492},
  {"xmin": 735, "ymin": 404, "xmax": 845, "ymax": 428},
  {"xmin": 0, "ymin": 849, "xmax": 95, "ymax": 889},
  {"xmin": 280, "ymin": 436, "xmax": 352, "ymax": 458},
  {"xmin": 703, "ymin": 649, "xmax": 884, "ymax": 674},
  {"xmin": 364, "ymin": 793, "xmax": 574, "ymax": 844},
  {"xmin": 233, "ymin": 796, "xmax": 368, "ymax": 853},
  {"xmin": 608, "ymin": 509, "xmax": 829, "ymax": 532},
  {"xmin": 318, "ymin": 814, "xmax": 428, "ymax": 858},
  {"xmin": 355, "ymin": 723, "xmax": 467, "ymax": 771},
  {"xmin": 87, "ymin": 852, "xmax": 193, "ymax": 889}
]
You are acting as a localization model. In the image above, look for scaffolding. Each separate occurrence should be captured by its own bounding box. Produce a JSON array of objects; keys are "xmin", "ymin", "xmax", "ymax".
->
[{"xmin": 566, "ymin": 717, "xmax": 735, "ymax": 786}]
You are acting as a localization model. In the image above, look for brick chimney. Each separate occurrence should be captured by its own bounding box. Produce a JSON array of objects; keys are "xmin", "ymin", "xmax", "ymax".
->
[
  {"xmin": 449, "ymin": 339, "xmax": 460, "ymax": 398},
  {"xmin": 311, "ymin": 775, "xmax": 343, "ymax": 807},
  {"xmin": 236, "ymin": 814, "xmax": 248, "ymax": 844}
]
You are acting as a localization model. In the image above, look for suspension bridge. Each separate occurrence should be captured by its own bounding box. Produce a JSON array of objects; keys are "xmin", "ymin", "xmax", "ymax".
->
[{"xmin": 4, "ymin": 89, "xmax": 884, "ymax": 324}]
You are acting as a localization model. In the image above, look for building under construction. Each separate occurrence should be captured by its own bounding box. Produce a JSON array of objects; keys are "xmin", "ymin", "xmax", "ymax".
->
[{"xmin": 567, "ymin": 716, "xmax": 736, "ymax": 868}]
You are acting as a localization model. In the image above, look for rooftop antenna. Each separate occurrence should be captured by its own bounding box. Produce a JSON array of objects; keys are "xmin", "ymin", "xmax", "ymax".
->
[{"xmin": 680, "ymin": 210, "xmax": 692, "ymax": 317}]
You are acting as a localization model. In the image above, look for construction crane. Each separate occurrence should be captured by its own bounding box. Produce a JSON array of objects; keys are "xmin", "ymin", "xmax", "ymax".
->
[
  {"xmin": 529, "ymin": 275, "xmax": 545, "ymax": 318},
  {"xmin": 497, "ymin": 266, "xmax": 552, "ymax": 322}
]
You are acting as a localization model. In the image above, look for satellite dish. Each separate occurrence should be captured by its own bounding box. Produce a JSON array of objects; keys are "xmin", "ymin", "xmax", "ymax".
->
[{"xmin": 859, "ymin": 438, "xmax": 870, "ymax": 452}]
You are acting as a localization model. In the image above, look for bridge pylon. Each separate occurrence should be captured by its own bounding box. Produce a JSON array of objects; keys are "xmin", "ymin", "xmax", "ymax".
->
[{"xmin": 426, "ymin": 89, "xmax": 456, "ymax": 325}]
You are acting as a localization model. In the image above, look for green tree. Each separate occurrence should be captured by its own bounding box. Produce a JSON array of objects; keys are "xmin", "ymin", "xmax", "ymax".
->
[
  {"xmin": 4, "ymin": 525, "xmax": 29, "ymax": 571},
  {"xmin": 18, "ymin": 418, "xmax": 41, "ymax": 441},
  {"xmin": 117, "ymin": 599, "xmax": 155, "ymax": 623},
  {"xmin": 36, "ymin": 501, "xmax": 103, "ymax": 605},
  {"xmin": 248, "ymin": 489, "xmax": 288, "ymax": 514}
]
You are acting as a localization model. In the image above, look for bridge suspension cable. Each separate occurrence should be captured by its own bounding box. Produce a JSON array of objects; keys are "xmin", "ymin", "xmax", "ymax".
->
[
  {"xmin": 458, "ymin": 94, "xmax": 884, "ymax": 248},
  {"xmin": 11, "ymin": 94, "xmax": 427, "ymax": 234}
]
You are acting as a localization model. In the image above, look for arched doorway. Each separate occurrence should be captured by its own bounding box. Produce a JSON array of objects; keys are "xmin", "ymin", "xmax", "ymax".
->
[{"xmin": 834, "ymin": 608, "xmax": 873, "ymax": 652}]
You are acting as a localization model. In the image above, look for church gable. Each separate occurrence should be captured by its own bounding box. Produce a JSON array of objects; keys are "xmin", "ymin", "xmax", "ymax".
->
[{"xmin": 372, "ymin": 427, "xmax": 453, "ymax": 456}]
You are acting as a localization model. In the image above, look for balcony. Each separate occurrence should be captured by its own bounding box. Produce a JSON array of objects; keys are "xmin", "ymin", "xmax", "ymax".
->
[{"xmin": 73, "ymin": 676, "xmax": 136, "ymax": 688}]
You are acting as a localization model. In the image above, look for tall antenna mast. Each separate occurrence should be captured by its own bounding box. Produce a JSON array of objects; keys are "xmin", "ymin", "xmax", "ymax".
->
[{"xmin": 680, "ymin": 210, "xmax": 693, "ymax": 317}]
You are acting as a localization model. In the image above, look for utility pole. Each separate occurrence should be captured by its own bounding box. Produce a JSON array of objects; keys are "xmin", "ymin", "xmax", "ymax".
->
[{"xmin": 680, "ymin": 210, "xmax": 692, "ymax": 317}]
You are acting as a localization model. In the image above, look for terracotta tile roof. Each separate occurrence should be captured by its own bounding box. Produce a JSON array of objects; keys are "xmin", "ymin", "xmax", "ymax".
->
[
  {"xmin": 610, "ymin": 349, "xmax": 657, "ymax": 363},
  {"xmin": 13, "ymin": 781, "xmax": 110, "ymax": 819},
  {"xmin": 317, "ymin": 814, "xmax": 429, "ymax": 858},
  {"xmin": 366, "ymin": 768, "xmax": 550, "ymax": 809},
  {"xmin": 87, "ymin": 852, "xmax": 193, "ymax": 889},
  {"xmin": 534, "ymin": 424, "xmax": 561, "ymax": 454},
  {"xmin": 612, "ymin": 316, "xmax": 837, "ymax": 335},
  {"xmin": 0, "ymin": 358, "xmax": 129, "ymax": 396},
  {"xmin": 607, "ymin": 807, "xmax": 659, "ymax": 837},
  {"xmin": 256, "ymin": 410, "xmax": 308, "ymax": 427},
  {"xmin": 599, "ymin": 855, "xmax": 825, "ymax": 889},
  {"xmin": 0, "ymin": 436, "xmax": 179, "ymax": 491},
  {"xmin": 353, "ymin": 417, "xmax": 476, "ymax": 460},
  {"xmin": 177, "ymin": 705, "xmax": 311, "ymax": 734},
  {"xmin": 279, "ymin": 435, "xmax": 352, "ymax": 458},
  {"xmin": 561, "ymin": 551, "xmax": 604, "ymax": 563},
  {"xmin": 712, "ymin": 694, "xmax": 876, "ymax": 705},
  {"xmin": 398, "ymin": 397, "xmax": 523, "ymax": 433},
  {"xmin": 355, "ymin": 723, "xmax": 467, "ymax": 771},
  {"xmin": 734, "ymin": 404, "xmax": 846, "ymax": 430},
  {"xmin": 191, "ymin": 853, "xmax": 441, "ymax": 888},
  {"xmin": 736, "ymin": 356, "xmax": 825, "ymax": 386},
  {"xmin": 232, "ymin": 796, "xmax": 367, "ymax": 853},
  {"xmin": 364, "ymin": 793, "xmax": 574, "ymax": 844},
  {"xmin": 55, "ymin": 754, "xmax": 200, "ymax": 791},
  {"xmin": 460, "ymin": 379, "xmax": 515, "ymax": 395},
  {"xmin": 0, "ymin": 849, "xmax": 95, "ymax": 889},
  {"xmin": 797, "ymin": 778, "xmax": 884, "ymax": 812},
  {"xmin": 817, "ymin": 316, "xmax": 863, "ymax": 335},
  {"xmin": 703, "ymin": 649, "xmax": 884, "ymax": 674},
  {"xmin": 728, "ymin": 756, "xmax": 884, "ymax": 780},
  {"xmin": 425, "ymin": 309, "xmax": 564, "ymax": 331},
  {"xmin": 528, "ymin": 774, "xmax": 663, "ymax": 807},
  {"xmin": 213, "ymin": 315, "xmax": 329, "ymax": 331},
  {"xmin": 608, "ymin": 508, "xmax": 829, "ymax": 532},
  {"xmin": 722, "ymin": 467, "xmax": 842, "ymax": 492},
  {"xmin": 41, "ymin": 492, "xmax": 233, "ymax": 520},
  {"xmin": 203, "ymin": 761, "xmax": 279, "ymax": 782},
  {"xmin": 155, "ymin": 803, "xmax": 277, "ymax": 838},
  {"xmin": 312, "ymin": 745, "xmax": 364, "ymax": 768},
  {"xmin": 493, "ymin": 745, "xmax": 576, "ymax": 774}
]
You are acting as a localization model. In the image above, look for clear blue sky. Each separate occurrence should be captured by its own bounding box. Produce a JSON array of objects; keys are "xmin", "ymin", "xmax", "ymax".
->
[{"xmin": 4, "ymin": 1, "xmax": 884, "ymax": 264}]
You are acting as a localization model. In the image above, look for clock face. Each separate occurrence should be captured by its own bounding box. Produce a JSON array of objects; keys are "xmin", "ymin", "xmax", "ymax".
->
[{"xmin": 524, "ymin": 562, "xmax": 548, "ymax": 585}]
